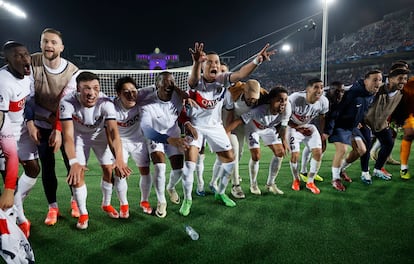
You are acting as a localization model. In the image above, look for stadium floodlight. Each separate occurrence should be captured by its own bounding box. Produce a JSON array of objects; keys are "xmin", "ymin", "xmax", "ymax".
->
[
  {"xmin": 281, "ymin": 44, "xmax": 291, "ymax": 52},
  {"xmin": 0, "ymin": 0, "xmax": 27, "ymax": 19}
]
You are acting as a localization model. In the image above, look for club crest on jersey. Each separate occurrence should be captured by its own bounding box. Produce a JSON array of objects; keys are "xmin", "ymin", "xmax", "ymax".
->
[{"xmin": 60, "ymin": 104, "xmax": 65, "ymax": 113}]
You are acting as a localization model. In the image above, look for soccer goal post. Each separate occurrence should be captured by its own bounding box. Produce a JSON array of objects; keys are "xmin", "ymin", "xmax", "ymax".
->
[{"xmin": 81, "ymin": 67, "xmax": 192, "ymax": 97}]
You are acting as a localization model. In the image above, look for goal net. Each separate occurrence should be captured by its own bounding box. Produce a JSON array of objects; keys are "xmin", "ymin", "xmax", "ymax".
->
[{"xmin": 81, "ymin": 67, "xmax": 192, "ymax": 97}]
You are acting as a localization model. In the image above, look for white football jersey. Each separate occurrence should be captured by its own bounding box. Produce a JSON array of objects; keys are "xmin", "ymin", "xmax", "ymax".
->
[
  {"xmin": 59, "ymin": 92, "xmax": 116, "ymax": 139},
  {"xmin": 289, "ymin": 91, "xmax": 329, "ymax": 127},
  {"xmin": 186, "ymin": 72, "xmax": 231, "ymax": 126},
  {"xmin": 112, "ymin": 86, "xmax": 158, "ymax": 142},
  {"xmin": 140, "ymin": 90, "xmax": 183, "ymax": 140},
  {"xmin": 0, "ymin": 66, "xmax": 30, "ymax": 131},
  {"xmin": 241, "ymin": 102, "xmax": 292, "ymax": 131}
]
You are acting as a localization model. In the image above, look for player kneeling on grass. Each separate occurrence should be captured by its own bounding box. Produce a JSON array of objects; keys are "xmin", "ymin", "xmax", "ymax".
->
[
  {"xmin": 60, "ymin": 71, "xmax": 131, "ymax": 230},
  {"xmin": 226, "ymin": 86, "xmax": 291, "ymax": 196}
]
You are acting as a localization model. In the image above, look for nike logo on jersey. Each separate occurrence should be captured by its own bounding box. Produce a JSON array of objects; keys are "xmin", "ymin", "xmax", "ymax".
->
[{"xmin": 356, "ymin": 104, "xmax": 362, "ymax": 107}]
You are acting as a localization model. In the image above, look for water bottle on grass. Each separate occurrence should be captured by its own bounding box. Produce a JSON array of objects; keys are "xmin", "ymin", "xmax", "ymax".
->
[{"xmin": 185, "ymin": 225, "xmax": 199, "ymax": 240}]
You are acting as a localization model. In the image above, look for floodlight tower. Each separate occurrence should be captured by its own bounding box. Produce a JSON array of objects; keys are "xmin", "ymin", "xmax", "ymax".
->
[{"xmin": 321, "ymin": 0, "xmax": 334, "ymax": 85}]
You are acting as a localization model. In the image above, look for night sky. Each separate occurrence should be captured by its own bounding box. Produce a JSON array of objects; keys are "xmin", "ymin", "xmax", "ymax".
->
[{"xmin": 0, "ymin": 0, "xmax": 413, "ymax": 59}]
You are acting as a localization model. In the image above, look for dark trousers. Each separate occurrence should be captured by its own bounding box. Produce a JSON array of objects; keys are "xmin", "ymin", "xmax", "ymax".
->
[
  {"xmin": 38, "ymin": 128, "xmax": 70, "ymax": 205},
  {"xmin": 372, "ymin": 128, "xmax": 394, "ymax": 170}
]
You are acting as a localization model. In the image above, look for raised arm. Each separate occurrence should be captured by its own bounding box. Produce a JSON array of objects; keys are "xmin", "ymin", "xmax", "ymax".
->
[
  {"xmin": 229, "ymin": 43, "xmax": 276, "ymax": 83},
  {"xmin": 188, "ymin": 42, "xmax": 206, "ymax": 88}
]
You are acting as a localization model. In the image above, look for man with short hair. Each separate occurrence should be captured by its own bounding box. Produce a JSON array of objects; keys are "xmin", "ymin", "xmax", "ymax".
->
[
  {"xmin": 60, "ymin": 71, "xmax": 131, "ymax": 229},
  {"xmin": 0, "ymin": 41, "xmax": 39, "ymax": 237},
  {"xmin": 24, "ymin": 28, "xmax": 80, "ymax": 226},
  {"xmin": 288, "ymin": 77, "xmax": 329, "ymax": 194}
]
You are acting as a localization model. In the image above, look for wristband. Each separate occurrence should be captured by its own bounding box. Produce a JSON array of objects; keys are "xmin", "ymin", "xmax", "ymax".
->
[
  {"xmin": 69, "ymin": 158, "xmax": 78, "ymax": 166},
  {"xmin": 253, "ymin": 57, "xmax": 261, "ymax": 66}
]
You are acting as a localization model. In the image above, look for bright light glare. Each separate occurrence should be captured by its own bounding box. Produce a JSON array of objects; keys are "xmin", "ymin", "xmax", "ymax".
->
[
  {"xmin": 0, "ymin": 1, "xmax": 27, "ymax": 19},
  {"xmin": 281, "ymin": 44, "xmax": 291, "ymax": 52},
  {"xmin": 321, "ymin": 0, "xmax": 335, "ymax": 5}
]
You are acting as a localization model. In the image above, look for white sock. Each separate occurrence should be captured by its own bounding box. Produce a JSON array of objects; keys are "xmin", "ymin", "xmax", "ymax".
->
[
  {"xmin": 307, "ymin": 158, "xmax": 321, "ymax": 183},
  {"xmin": 249, "ymin": 158, "xmax": 259, "ymax": 186},
  {"xmin": 267, "ymin": 156, "xmax": 283, "ymax": 185},
  {"xmin": 289, "ymin": 161, "xmax": 299, "ymax": 180},
  {"xmin": 195, "ymin": 154, "xmax": 205, "ymax": 189},
  {"xmin": 139, "ymin": 174, "xmax": 152, "ymax": 202},
  {"xmin": 73, "ymin": 185, "xmax": 88, "ymax": 215},
  {"xmin": 17, "ymin": 173, "xmax": 37, "ymax": 201},
  {"xmin": 101, "ymin": 180, "xmax": 113, "ymax": 206},
  {"xmin": 167, "ymin": 169, "xmax": 182, "ymax": 190},
  {"xmin": 114, "ymin": 177, "xmax": 128, "ymax": 205},
  {"xmin": 332, "ymin": 167, "xmax": 341, "ymax": 180},
  {"xmin": 153, "ymin": 163, "xmax": 167, "ymax": 204},
  {"xmin": 182, "ymin": 161, "xmax": 195, "ymax": 200},
  {"xmin": 217, "ymin": 161, "xmax": 235, "ymax": 195},
  {"xmin": 210, "ymin": 158, "xmax": 221, "ymax": 187},
  {"xmin": 300, "ymin": 146, "xmax": 311, "ymax": 174}
]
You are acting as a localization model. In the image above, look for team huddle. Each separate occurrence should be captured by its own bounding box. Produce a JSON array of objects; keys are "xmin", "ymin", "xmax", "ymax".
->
[{"xmin": 0, "ymin": 28, "xmax": 413, "ymax": 238}]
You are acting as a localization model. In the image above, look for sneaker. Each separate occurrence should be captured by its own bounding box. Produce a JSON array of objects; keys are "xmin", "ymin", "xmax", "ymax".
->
[
  {"xmin": 332, "ymin": 179, "xmax": 346, "ymax": 191},
  {"xmin": 155, "ymin": 202, "xmax": 167, "ymax": 218},
  {"xmin": 44, "ymin": 208, "xmax": 59, "ymax": 226},
  {"xmin": 179, "ymin": 199, "xmax": 192, "ymax": 216},
  {"xmin": 167, "ymin": 188, "xmax": 180, "ymax": 204},
  {"xmin": 400, "ymin": 169, "xmax": 411, "ymax": 180},
  {"xmin": 195, "ymin": 187, "xmax": 206, "ymax": 197},
  {"xmin": 265, "ymin": 184, "xmax": 284, "ymax": 195},
  {"xmin": 373, "ymin": 169, "xmax": 391, "ymax": 181},
  {"xmin": 306, "ymin": 182, "xmax": 320, "ymax": 194},
  {"xmin": 18, "ymin": 220, "xmax": 31, "ymax": 238},
  {"xmin": 361, "ymin": 173, "xmax": 372, "ymax": 185},
  {"xmin": 386, "ymin": 157, "xmax": 400, "ymax": 165},
  {"xmin": 231, "ymin": 185, "xmax": 246, "ymax": 199},
  {"xmin": 381, "ymin": 168, "xmax": 392, "ymax": 178},
  {"xmin": 102, "ymin": 205, "xmax": 120, "ymax": 219},
  {"xmin": 214, "ymin": 193, "xmax": 236, "ymax": 207},
  {"xmin": 300, "ymin": 173, "xmax": 324, "ymax": 182},
  {"xmin": 340, "ymin": 170, "xmax": 352, "ymax": 182},
  {"xmin": 209, "ymin": 183, "xmax": 218, "ymax": 194},
  {"xmin": 291, "ymin": 179, "xmax": 300, "ymax": 191},
  {"xmin": 76, "ymin": 214, "xmax": 89, "ymax": 230},
  {"xmin": 250, "ymin": 184, "xmax": 261, "ymax": 195},
  {"xmin": 120, "ymin": 204, "xmax": 129, "ymax": 219},
  {"xmin": 71, "ymin": 200, "xmax": 80, "ymax": 218},
  {"xmin": 140, "ymin": 201, "xmax": 153, "ymax": 215}
]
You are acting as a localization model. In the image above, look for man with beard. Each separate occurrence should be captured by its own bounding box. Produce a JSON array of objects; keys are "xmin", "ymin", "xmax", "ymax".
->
[
  {"xmin": 364, "ymin": 65, "xmax": 409, "ymax": 180},
  {"xmin": 324, "ymin": 70, "xmax": 383, "ymax": 186},
  {"xmin": 23, "ymin": 28, "xmax": 80, "ymax": 226}
]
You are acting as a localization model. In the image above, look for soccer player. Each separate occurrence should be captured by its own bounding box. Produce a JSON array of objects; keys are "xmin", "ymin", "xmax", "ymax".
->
[
  {"xmin": 364, "ymin": 66, "xmax": 409, "ymax": 180},
  {"xmin": 324, "ymin": 70, "xmax": 383, "ymax": 186},
  {"xmin": 226, "ymin": 86, "xmax": 291, "ymax": 195},
  {"xmin": 179, "ymin": 42, "xmax": 275, "ymax": 216},
  {"xmin": 288, "ymin": 77, "xmax": 329, "ymax": 194},
  {"xmin": 140, "ymin": 71, "xmax": 193, "ymax": 218},
  {"xmin": 0, "ymin": 41, "xmax": 39, "ymax": 238},
  {"xmin": 24, "ymin": 28, "xmax": 80, "ymax": 226},
  {"xmin": 299, "ymin": 81, "xmax": 346, "ymax": 183},
  {"xmin": 0, "ymin": 42, "xmax": 25, "ymax": 211},
  {"xmin": 112, "ymin": 76, "xmax": 154, "ymax": 217},
  {"xmin": 60, "ymin": 71, "xmax": 131, "ymax": 229},
  {"xmin": 223, "ymin": 79, "xmax": 266, "ymax": 197}
]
